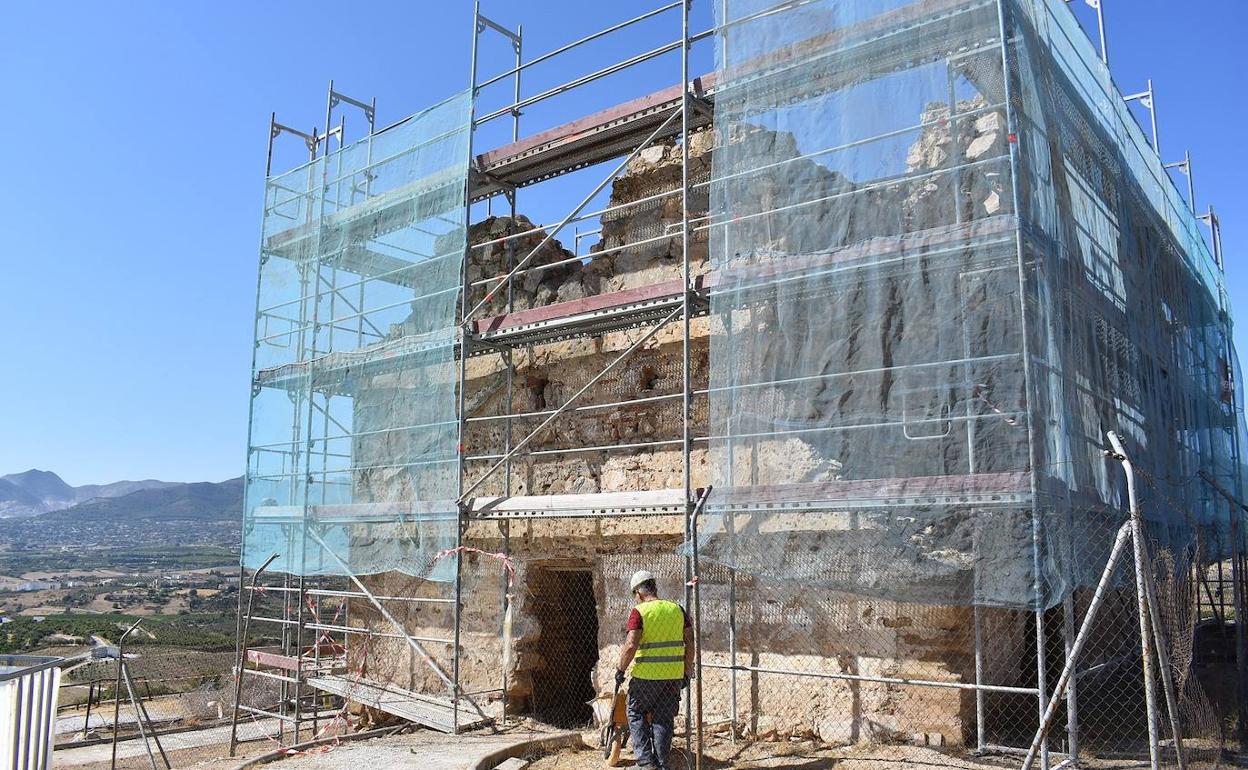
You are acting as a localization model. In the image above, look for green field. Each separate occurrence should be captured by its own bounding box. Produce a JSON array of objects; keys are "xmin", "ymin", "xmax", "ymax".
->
[
  {"xmin": 0, "ymin": 611, "xmax": 239, "ymax": 654},
  {"xmin": 0, "ymin": 545, "xmax": 237, "ymax": 575}
]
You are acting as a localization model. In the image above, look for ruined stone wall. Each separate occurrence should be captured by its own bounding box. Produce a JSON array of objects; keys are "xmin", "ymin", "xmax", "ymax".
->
[
  {"xmin": 358, "ymin": 518, "xmax": 1014, "ymax": 743},
  {"xmin": 354, "ymin": 109, "xmax": 1028, "ymax": 744}
]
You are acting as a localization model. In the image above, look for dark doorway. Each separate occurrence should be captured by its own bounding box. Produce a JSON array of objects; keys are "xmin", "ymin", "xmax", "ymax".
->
[{"xmin": 529, "ymin": 567, "xmax": 599, "ymax": 727}]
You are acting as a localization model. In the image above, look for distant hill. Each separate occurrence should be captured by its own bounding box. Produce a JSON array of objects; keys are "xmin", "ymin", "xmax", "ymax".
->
[
  {"xmin": 0, "ymin": 477, "xmax": 244, "ymax": 552},
  {"xmin": 0, "ymin": 469, "xmax": 183, "ymax": 518},
  {"xmin": 44, "ymin": 477, "xmax": 244, "ymax": 524},
  {"xmin": 0, "ymin": 478, "xmax": 45, "ymax": 517}
]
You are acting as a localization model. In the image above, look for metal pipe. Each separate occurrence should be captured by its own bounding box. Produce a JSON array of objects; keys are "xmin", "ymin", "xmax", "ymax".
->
[
  {"xmin": 230, "ymin": 553, "xmax": 279, "ymax": 757},
  {"xmin": 512, "ymin": 25, "xmax": 522, "ymax": 143},
  {"xmin": 454, "ymin": 497, "xmax": 465, "ymax": 734},
  {"xmin": 1108, "ymin": 431, "xmax": 1161, "ymax": 770},
  {"xmin": 701, "ymin": 662, "xmax": 1039, "ymax": 695},
  {"xmin": 123, "ymin": 664, "xmax": 171, "ymax": 770},
  {"xmin": 1147, "ymin": 79, "xmax": 1159, "ymax": 157},
  {"xmin": 305, "ymin": 623, "xmax": 453, "ymax": 645},
  {"xmin": 500, "ymin": 518, "xmax": 512, "ymax": 727},
  {"xmin": 477, "ymin": 12, "xmax": 519, "ymax": 42},
  {"xmin": 1139, "ymin": 528, "xmax": 1187, "ymax": 770},
  {"xmin": 1062, "ymin": 594, "xmax": 1079, "ymax": 760},
  {"xmin": 323, "ymin": 80, "xmax": 335, "ymax": 159},
  {"xmin": 476, "ymin": 2, "xmax": 682, "ymax": 90},
  {"xmin": 250, "ymin": 616, "xmax": 300, "ymax": 626},
  {"xmin": 1020, "ymin": 519, "xmax": 1133, "ymax": 769},
  {"xmin": 455, "ymin": 27, "xmax": 478, "ymax": 713},
  {"xmin": 265, "ymin": 113, "xmax": 277, "ymax": 177},
  {"xmin": 475, "ymin": 33, "xmax": 709, "ymax": 125},
  {"xmin": 239, "ymin": 668, "xmax": 300, "ymax": 685},
  {"xmin": 463, "ymin": 408, "xmax": 1026, "ymax": 462},
  {"xmin": 678, "ymin": 4, "xmax": 700, "ymax": 760},
  {"xmin": 990, "ymin": 4, "xmax": 1049, "ymax": 767},
  {"xmin": 1164, "ymin": 151, "xmax": 1195, "ymax": 212},
  {"xmin": 1124, "ymin": 80, "xmax": 1159, "ymax": 156},
  {"xmin": 1093, "ymin": 0, "xmax": 1107, "ymax": 65},
  {"xmin": 692, "ymin": 155, "xmax": 1010, "ymax": 236},
  {"xmin": 292, "ymin": 571, "xmax": 306, "ymax": 742},
  {"xmin": 306, "ymin": 589, "xmax": 455, "ymax": 603},
  {"xmin": 689, "ymin": 487, "xmax": 710, "ymax": 770},
  {"xmin": 974, "ymin": 606, "xmax": 986, "ymax": 751},
  {"xmin": 464, "ymin": 438, "xmax": 683, "ymax": 462},
  {"xmin": 470, "ymin": 229, "xmax": 683, "ymax": 287},
  {"xmin": 81, "ymin": 681, "xmax": 95, "ymax": 742},
  {"xmin": 468, "ymin": 391, "xmax": 688, "ymax": 424},
  {"xmin": 120, "ymin": 664, "xmax": 161, "ymax": 770},
  {"xmin": 236, "ymin": 704, "xmax": 299, "ymax": 722},
  {"xmin": 110, "ymin": 646, "xmax": 125, "ymax": 769}
]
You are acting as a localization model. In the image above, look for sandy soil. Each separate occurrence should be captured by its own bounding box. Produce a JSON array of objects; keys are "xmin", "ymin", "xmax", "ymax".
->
[
  {"xmin": 17, "ymin": 605, "xmax": 77, "ymax": 616},
  {"xmin": 528, "ymin": 738, "xmax": 1021, "ymax": 770},
  {"xmin": 19, "ymin": 569, "xmax": 125, "ymax": 581}
]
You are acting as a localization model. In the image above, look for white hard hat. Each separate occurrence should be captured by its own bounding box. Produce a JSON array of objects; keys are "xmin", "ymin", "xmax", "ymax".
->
[{"xmin": 629, "ymin": 570, "xmax": 655, "ymax": 593}]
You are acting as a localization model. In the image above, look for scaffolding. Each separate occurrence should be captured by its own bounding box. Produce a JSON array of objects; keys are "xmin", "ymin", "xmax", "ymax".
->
[{"xmin": 231, "ymin": 0, "xmax": 1246, "ymax": 766}]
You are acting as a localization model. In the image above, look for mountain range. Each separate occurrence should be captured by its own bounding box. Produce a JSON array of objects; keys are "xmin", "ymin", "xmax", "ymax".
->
[
  {"xmin": 0, "ymin": 469, "xmax": 184, "ymax": 518},
  {"xmin": 0, "ymin": 472, "xmax": 244, "ymax": 552}
]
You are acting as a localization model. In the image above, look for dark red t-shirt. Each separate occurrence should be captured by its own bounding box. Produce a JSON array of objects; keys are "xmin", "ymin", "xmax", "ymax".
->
[{"xmin": 626, "ymin": 602, "xmax": 692, "ymax": 633}]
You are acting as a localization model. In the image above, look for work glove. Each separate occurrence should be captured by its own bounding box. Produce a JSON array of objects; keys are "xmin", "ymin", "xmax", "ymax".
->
[
  {"xmin": 680, "ymin": 675, "xmax": 690, "ymax": 690},
  {"xmin": 615, "ymin": 669, "xmax": 627, "ymax": 687}
]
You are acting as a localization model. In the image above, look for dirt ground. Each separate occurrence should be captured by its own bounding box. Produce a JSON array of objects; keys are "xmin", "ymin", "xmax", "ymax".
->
[
  {"xmin": 56, "ymin": 730, "xmax": 278, "ymax": 770},
  {"xmin": 528, "ymin": 738, "xmax": 1020, "ymax": 770}
]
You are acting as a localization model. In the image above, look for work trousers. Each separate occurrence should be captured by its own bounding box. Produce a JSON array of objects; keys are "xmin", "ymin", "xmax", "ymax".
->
[{"xmin": 627, "ymin": 677, "xmax": 681, "ymax": 769}]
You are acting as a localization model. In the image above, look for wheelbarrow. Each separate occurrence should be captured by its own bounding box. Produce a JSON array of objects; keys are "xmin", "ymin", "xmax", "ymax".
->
[{"xmin": 591, "ymin": 680, "xmax": 629, "ymax": 767}]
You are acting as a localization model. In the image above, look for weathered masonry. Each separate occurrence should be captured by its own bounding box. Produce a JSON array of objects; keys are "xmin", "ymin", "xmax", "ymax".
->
[{"xmin": 234, "ymin": 0, "xmax": 1245, "ymax": 765}]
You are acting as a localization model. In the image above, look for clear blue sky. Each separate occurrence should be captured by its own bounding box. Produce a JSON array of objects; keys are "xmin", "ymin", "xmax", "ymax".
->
[{"xmin": 0, "ymin": 1, "xmax": 1243, "ymax": 486}]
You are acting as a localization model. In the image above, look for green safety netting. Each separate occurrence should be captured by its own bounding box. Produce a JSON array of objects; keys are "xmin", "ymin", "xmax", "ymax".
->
[{"xmin": 694, "ymin": 0, "xmax": 1242, "ymax": 610}]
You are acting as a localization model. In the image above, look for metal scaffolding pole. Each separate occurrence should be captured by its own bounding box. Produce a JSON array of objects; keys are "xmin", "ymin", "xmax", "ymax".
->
[
  {"xmin": 1124, "ymin": 79, "xmax": 1160, "ymax": 157},
  {"xmin": 1164, "ymin": 151, "xmax": 1195, "ymax": 212},
  {"xmin": 229, "ymin": 553, "xmax": 279, "ymax": 757},
  {"xmin": 996, "ymin": 1, "xmax": 1049, "ymax": 765}
]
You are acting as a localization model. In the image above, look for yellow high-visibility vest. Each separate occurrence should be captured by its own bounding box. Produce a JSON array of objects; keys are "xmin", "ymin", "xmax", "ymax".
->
[{"xmin": 632, "ymin": 599, "xmax": 686, "ymax": 680}]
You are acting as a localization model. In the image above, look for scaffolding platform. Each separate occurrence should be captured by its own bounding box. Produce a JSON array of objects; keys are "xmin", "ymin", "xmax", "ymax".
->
[
  {"xmin": 710, "ymin": 472, "xmax": 1032, "ymax": 512},
  {"xmin": 469, "ymin": 488, "xmax": 688, "ymax": 519},
  {"xmin": 306, "ymin": 674, "xmax": 491, "ymax": 734},
  {"xmin": 245, "ymin": 645, "xmax": 346, "ymax": 673},
  {"xmin": 473, "ymin": 276, "xmax": 710, "ymax": 348},
  {"xmin": 264, "ymin": 169, "xmax": 463, "ymax": 266},
  {"xmin": 254, "ymin": 330, "xmax": 457, "ymax": 395},
  {"xmin": 251, "ymin": 502, "xmax": 458, "ymax": 524},
  {"xmin": 472, "ymin": 81, "xmax": 710, "ymax": 202},
  {"xmin": 253, "ymin": 213, "xmax": 1017, "ymax": 397}
]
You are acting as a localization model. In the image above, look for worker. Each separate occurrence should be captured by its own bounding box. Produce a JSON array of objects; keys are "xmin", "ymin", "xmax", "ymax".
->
[{"xmin": 614, "ymin": 570, "xmax": 694, "ymax": 770}]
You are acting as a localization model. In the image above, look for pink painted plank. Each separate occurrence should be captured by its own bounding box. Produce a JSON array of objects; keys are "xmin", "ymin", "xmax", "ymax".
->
[{"xmin": 473, "ymin": 277, "xmax": 690, "ymax": 335}]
